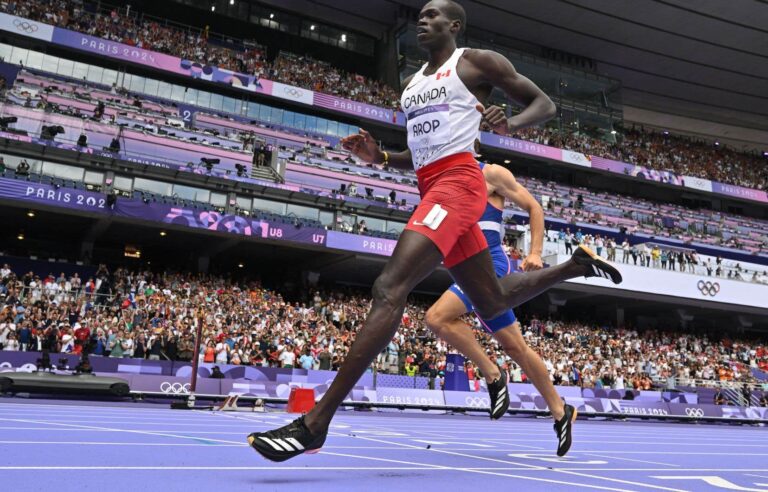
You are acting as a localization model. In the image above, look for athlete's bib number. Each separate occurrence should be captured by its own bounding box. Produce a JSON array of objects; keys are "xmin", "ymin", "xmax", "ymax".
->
[{"xmin": 407, "ymin": 104, "xmax": 451, "ymax": 168}]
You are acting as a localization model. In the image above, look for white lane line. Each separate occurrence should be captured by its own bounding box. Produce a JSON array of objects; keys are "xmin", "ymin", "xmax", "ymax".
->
[
  {"xmin": 0, "ymin": 417, "xmax": 244, "ymax": 446},
  {"xmin": 0, "ymin": 466, "xmax": 759, "ymax": 472},
  {"xmin": 0, "ymin": 466, "xmax": 439, "ymax": 471},
  {"xmin": 0, "ymin": 441, "xmax": 242, "ymax": 446},
  {"xmin": 1, "ymin": 419, "xmax": 253, "ymax": 427},
  {"xmin": 0, "ymin": 438, "xmax": 753, "ymax": 461},
  {"xmin": 572, "ymin": 452, "xmax": 768, "ymax": 456},
  {"xmin": 210, "ymin": 410, "xmax": 634, "ymax": 491},
  {"xmin": 583, "ymin": 453, "xmax": 680, "ymax": 467},
  {"xmin": 333, "ymin": 433, "xmax": 688, "ymax": 492}
]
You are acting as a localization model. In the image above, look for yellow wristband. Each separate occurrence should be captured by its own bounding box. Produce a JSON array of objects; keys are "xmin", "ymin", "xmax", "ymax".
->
[{"xmin": 382, "ymin": 151, "xmax": 389, "ymax": 164}]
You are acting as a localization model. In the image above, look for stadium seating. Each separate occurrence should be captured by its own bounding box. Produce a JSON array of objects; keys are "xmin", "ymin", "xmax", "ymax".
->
[
  {"xmin": 3, "ymin": 70, "xmax": 767, "ymax": 269},
  {"xmin": 0, "ymin": 263, "xmax": 765, "ymax": 392},
  {"xmin": 3, "ymin": 0, "xmax": 766, "ymax": 191}
]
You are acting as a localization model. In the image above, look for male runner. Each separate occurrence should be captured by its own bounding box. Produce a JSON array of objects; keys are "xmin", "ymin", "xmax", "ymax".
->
[
  {"xmin": 248, "ymin": 0, "xmax": 621, "ymax": 462},
  {"xmin": 424, "ymin": 159, "xmax": 575, "ymax": 456}
]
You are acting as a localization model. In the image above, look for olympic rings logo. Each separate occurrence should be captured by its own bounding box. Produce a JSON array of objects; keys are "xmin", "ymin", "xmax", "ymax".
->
[
  {"xmin": 160, "ymin": 382, "xmax": 191, "ymax": 394},
  {"xmin": 283, "ymin": 87, "xmax": 303, "ymax": 98},
  {"xmin": 465, "ymin": 396, "xmax": 490, "ymax": 408},
  {"xmin": 697, "ymin": 280, "xmax": 720, "ymax": 297},
  {"xmin": 13, "ymin": 19, "xmax": 38, "ymax": 33},
  {"xmin": 685, "ymin": 407, "xmax": 705, "ymax": 417}
]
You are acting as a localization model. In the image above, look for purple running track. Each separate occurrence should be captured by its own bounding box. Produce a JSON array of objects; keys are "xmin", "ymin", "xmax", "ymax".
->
[{"xmin": 0, "ymin": 399, "xmax": 766, "ymax": 492}]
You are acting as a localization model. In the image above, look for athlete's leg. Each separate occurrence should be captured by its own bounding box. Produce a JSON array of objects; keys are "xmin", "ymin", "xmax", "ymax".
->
[
  {"xmin": 303, "ymin": 230, "xmax": 443, "ymax": 433},
  {"xmin": 424, "ymin": 290, "xmax": 501, "ymax": 383},
  {"xmin": 493, "ymin": 322, "xmax": 565, "ymax": 421},
  {"xmin": 449, "ymin": 247, "xmax": 586, "ymax": 321}
]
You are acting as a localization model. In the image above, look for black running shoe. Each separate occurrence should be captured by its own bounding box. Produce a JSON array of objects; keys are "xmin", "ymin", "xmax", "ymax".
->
[
  {"xmin": 487, "ymin": 371, "xmax": 510, "ymax": 420},
  {"xmin": 572, "ymin": 245, "xmax": 623, "ymax": 284},
  {"xmin": 553, "ymin": 404, "xmax": 577, "ymax": 457},
  {"xmin": 247, "ymin": 415, "xmax": 327, "ymax": 462}
]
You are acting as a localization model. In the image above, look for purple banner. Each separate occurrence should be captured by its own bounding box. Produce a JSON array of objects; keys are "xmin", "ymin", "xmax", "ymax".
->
[
  {"xmin": 601, "ymin": 399, "xmax": 671, "ymax": 416},
  {"xmin": 326, "ymin": 231, "xmax": 396, "ymax": 256},
  {"xmin": 176, "ymin": 104, "xmax": 197, "ymax": 128},
  {"xmin": 2, "ymin": 351, "xmax": 767, "ymax": 420},
  {"xmin": 443, "ymin": 390, "xmax": 490, "ymax": 410},
  {"xmin": 0, "ymin": 178, "xmax": 327, "ymax": 247},
  {"xmin": 314, "ymin": 92, "xmax": 400, "ymax": 125},
  {"xmin": 118, "ymin": 373, "xmax": 221, "ymax": 395},
  {"xmin": 49, "ymin": 26, "xmax": 270, "ymax": 94},
  {"xmin": 712, "ymin": 182, "xmax": 768, "ymax": 203},
  {"xmin": 443, "ymin": 353, "xmax": 469, "ymax": 391},
  {"xmin": 51, "ymin": 28, "xmax": 187, "ymax": 76},
  {"xmin": 178, "ymin": 60, "xmax": 270, "ymax": 94},
  {"xmin": 0, "ymin": 177, "xmax": 110, "ymax": 212},
  {"xmin": 0, "ymin": 61, "xmax": 20, "ymax": 87},
  {"xmin": 667, "ymin": 402, "xmax": 749, "ymax": 419},
  {"xmin": 590, "ymin": 156, "xmax": 684, "ymax": 186},
  {"xmin": 479, "ymin": 132, "xmax": 563, "ymax": 161},
  {"xmin": 508, "ymin": 382, "xmax": 582, "ymax": 399},
  {"xmin": 375, "ymin": 387, "xmax": 445, "ymax": 407},
  {"xmin": 125, "ymin": 204, "xmax": 328, "ymax": 246}
]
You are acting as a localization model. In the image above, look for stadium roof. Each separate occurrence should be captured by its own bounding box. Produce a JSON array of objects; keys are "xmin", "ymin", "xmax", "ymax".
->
[{"xmin": 261, "ymin": 0, "xmax": 768, "ymax": 132}]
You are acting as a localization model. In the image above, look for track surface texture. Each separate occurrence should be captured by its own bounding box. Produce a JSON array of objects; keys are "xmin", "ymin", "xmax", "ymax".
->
[{"xmin": 0, "ymin": 399, "xmax": 766, "ymax": 491}]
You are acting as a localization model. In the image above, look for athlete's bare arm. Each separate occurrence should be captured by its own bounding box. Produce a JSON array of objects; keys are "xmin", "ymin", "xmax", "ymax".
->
[
  {"xmin": 340, "ymin": 75, "xmax": 415, "ymax": 170},
  {"xmin": 485, "ymin": 164, "xmax": 545, "ymax": 270},
  {"xmin": 461, "ymin": 49, "xmax": 556, "ymax": 134}
]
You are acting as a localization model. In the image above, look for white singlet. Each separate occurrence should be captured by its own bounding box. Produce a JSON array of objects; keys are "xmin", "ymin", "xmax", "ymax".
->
[{"xmin": 401, "ymin": 47, "xmax": 482, "ymax": 171}]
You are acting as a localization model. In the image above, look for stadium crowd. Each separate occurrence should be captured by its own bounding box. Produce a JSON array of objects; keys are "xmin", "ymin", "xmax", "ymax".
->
[
  {"xmin": 2, "ymin": 0, "xmax": 394, "ymax": 107},
  {"xmin": 515, "ymin": 126, "xmax": 768, "ymax": 193},
  {"xmin": 1, "ymin": 264, "xmax": 766, "ymax": 391},
  {"xmin": 5, "ymin": 0, "xmax": 767, "ymax": 191},
  {"xmin": 546, "ymin": 231, "xmax": 768, "ymax": 284}
]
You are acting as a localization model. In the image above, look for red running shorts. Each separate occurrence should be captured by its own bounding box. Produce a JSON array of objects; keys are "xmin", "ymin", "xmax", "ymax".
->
[{"xmin": 405, "ymin": 152, "xmax": 488, "ymax": 268}]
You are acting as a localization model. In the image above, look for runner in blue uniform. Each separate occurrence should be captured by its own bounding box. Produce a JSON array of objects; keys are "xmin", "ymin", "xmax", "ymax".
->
[{"xmin": 425, "ymin": 158, "xmax": 576, "ymax": 456}]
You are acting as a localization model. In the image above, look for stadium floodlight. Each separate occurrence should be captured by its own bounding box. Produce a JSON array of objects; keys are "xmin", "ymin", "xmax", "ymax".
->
[
  {"xmin": 310, "ymin": 25, "xmax": 315, "ymax": 31},
  {"xmin": 341, "ymin": 34, "xmax": 347, "ymax": 42},
  {"xmin": 211, "ymin": 5, "xmax": 215, "ymax": 12}
]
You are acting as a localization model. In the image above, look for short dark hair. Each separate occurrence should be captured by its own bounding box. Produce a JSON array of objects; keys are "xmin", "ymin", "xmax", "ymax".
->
[{"xmin": 441, "ymin": 0, "xmax": 467, "ymax": 35}]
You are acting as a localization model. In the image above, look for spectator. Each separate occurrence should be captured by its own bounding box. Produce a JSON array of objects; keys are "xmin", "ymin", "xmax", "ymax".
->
[
  {"xmin": 4, "ymin": 333, "xmax": 19, "ymax": 351},
  {"xmin": 203, "ymin": 340, "xmax": 215, "ymax": 363},
  {"xmin": 299, "ymin": 348, "xmax": 315, "ymax": 370},
  {"xmin": 316, "ymin": 345, "xmax": 332, "ymax": 370},
  {"xmin": 279, "ymin": 344, "xmax": 296, "ymax": 368},
  {"xmin": 215, "ymin": 336, "xmax": 229, "ymax": 364},
  {"xmin": 714, "ymin": 390, "xmax": 727, "ymax": 405},
  {"xmin": 16, "ymin": 159, "xmax": 30, "ymax": 176}
]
